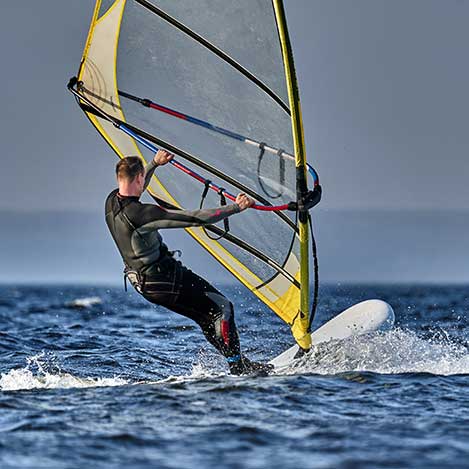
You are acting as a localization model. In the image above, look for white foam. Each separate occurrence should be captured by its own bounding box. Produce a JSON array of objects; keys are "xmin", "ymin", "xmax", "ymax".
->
[
  {"xmin": 148, "ymin": 357, "xmax": 227, "ymax": 385},
  {"xmin": 0, "ymin": 354, "xmax": 127, "ymax": 391},
  {"xmin": 66, "ymin": 296, "xmax": 102, "ymax": 308},
  {"xmin": 281, "ymin": 328, "xmax": 469, "ymax": 376},
  {"xmin": 0, "ymin": 352, "xmax": 227, "ymax": 391}
]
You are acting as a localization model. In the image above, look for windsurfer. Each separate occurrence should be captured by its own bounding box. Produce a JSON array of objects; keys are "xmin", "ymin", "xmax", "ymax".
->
[{"xmin": 105, "ymin": 151, "xmax": 273, "ymax": 375}]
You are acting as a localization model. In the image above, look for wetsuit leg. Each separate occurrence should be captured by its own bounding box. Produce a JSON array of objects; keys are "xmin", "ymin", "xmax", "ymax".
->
[{"xmin": 141, "ymin": 261, "xmax": 241, "ymax": 361}]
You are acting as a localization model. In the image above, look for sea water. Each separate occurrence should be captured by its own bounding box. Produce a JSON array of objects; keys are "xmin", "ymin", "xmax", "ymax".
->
[{"xmin": 0, "ymin": 284, "xmax": 468, "ymax": 468}]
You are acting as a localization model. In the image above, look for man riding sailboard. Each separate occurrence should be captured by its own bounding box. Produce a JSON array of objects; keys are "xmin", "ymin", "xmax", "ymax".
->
[{"xmin": 105, "ymin": 150, "xmax": 274, "ymax": 375}]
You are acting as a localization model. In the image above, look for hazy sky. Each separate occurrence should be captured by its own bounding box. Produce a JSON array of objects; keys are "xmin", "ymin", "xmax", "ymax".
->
[
  {"xmin": 0, "ymin": 1, "xmax": 468, "ymax": 284},
  {"xmin": 1, "ymin": 0, "xmax": 468, "ymax": 212}
]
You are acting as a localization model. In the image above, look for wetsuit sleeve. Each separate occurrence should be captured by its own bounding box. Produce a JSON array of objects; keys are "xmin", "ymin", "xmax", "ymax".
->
[
  {"xmin": 139, "ymin": 203, "xmax": 241, "ymax": 230},
  {"xmin": 143, "ymin": 160, "xmax": 159, "ymax": 191}
]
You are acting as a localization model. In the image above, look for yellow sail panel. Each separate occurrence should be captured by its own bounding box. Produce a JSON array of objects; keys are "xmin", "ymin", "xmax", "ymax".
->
[
  {"xmin": 77, "ymin": 0, "xmax": 138, "ymax": 160},
  {"xmin": 74, "ymin": 0, "xmax": 307, "ymax": 347}
]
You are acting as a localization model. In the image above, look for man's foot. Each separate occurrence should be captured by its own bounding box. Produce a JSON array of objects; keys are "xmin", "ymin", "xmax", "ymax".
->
[{"xmin": 228, "ymin": 356, "xmax": 274, "ymax": 376}]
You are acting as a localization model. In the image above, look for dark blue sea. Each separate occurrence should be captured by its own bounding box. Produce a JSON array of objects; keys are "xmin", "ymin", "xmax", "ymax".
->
[{"xmin": 0, "ymin": 284, "xmax": 468, "ymax": 468}]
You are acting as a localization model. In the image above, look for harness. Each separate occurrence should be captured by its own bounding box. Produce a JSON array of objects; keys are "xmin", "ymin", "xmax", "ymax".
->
[{"xmin": 123, "ymin": 250, "xmax": 181, "ymax": 293}]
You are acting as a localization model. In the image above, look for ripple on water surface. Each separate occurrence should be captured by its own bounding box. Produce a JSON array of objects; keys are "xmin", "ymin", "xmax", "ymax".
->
[{"xmin": 0, "ymin": 284, "xmax": 468, "ymax": 469}]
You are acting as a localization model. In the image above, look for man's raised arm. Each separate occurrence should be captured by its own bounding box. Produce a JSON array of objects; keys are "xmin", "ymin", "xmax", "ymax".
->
[{"xmin": 143, "ymin": 150, "xmax": 174, "ymax": 191}]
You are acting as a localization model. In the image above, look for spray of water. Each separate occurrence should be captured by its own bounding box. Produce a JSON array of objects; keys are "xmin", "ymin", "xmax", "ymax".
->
[{"xmin": 281, "ymin": 328, "xmax": 469, "ymax": 376}]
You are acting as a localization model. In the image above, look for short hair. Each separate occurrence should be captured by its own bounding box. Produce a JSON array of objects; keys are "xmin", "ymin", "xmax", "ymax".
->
[{"xmin": 116, "ymin": 156, "xmax": 144, "ymax": 182}]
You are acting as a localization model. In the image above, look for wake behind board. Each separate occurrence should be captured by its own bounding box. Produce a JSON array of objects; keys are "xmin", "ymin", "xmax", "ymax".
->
[{"xmin": 270, "ymin": 299, "xmax": 395, "ymax": 369}]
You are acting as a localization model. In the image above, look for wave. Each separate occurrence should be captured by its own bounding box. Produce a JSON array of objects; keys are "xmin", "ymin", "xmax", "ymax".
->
[
  {"xmin": 0, "ymin": 353, "xmax": 127, "ymax": 391},
  {"xmin": 2, "ymin": 326, "xmax": 468, "ymax": 392}
]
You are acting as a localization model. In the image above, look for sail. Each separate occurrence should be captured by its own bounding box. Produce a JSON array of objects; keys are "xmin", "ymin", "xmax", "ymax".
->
[{"xmin": 70, "ymin": 0, "xmax": 315, "ymax": 349}]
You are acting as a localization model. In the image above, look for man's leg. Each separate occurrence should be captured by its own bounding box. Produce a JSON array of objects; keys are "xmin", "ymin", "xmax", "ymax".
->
[
  {"xmin": 141, "ymin": 262, "xmax": 272, "ymax": 374},
  {"xmin": 197, "ymin": 291, "xmax": 242, "ymax": 363},
  {"xmin": 142, "ymin": 262, "xmax": 242, "ymax": 360}
]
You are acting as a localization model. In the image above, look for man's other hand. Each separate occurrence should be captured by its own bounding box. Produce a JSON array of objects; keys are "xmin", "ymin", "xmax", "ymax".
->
[
  {"xmin": 235, "ymin": 193, "xmax": 255, "ymax": 211},
  {"xmin": 153, "ymin": 150, "xmax": 174, "ymax": 166}
]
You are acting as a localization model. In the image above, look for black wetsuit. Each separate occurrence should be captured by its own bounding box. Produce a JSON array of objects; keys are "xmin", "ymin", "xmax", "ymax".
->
[{"xmin": 105, "ymin": 161, "xmax": 242, "ymax": 364}]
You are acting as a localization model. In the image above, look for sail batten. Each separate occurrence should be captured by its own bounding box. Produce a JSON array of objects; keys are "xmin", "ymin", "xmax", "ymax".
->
[{"xmin": 133, "ymin": 0, "xmax": 291, "ymax": 114}]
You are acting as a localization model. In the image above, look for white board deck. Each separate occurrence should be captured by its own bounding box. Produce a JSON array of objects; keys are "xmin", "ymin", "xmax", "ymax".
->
[{"xmin": 270, "ymin": 299, "xmax": 395, "ymax": 369}]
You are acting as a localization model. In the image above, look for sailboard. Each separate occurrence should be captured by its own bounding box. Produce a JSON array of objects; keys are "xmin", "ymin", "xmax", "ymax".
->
[
  {"xmin": 270, "ymin": 300, "xmax": 395, "ymax": 368},
  {"xmin": 68, "ymin": 0, "xmax": 393, "ymax": 361}
]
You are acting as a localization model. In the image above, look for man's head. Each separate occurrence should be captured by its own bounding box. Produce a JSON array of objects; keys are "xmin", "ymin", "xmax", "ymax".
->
[{"xmin": 116, "ymin": 156, "xmax": 145, "ymax": 197}]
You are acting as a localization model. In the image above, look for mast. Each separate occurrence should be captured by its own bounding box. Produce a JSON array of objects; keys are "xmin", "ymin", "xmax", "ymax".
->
[{"xmin": 272, "ymin": 0, "xmax": 311, "ymax": 350}]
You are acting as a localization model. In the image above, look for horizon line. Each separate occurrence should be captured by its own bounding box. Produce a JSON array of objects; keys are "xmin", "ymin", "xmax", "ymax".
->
[{"xmin": 1, "ymin": 208, "xmax": 469, "ymax": 215}]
